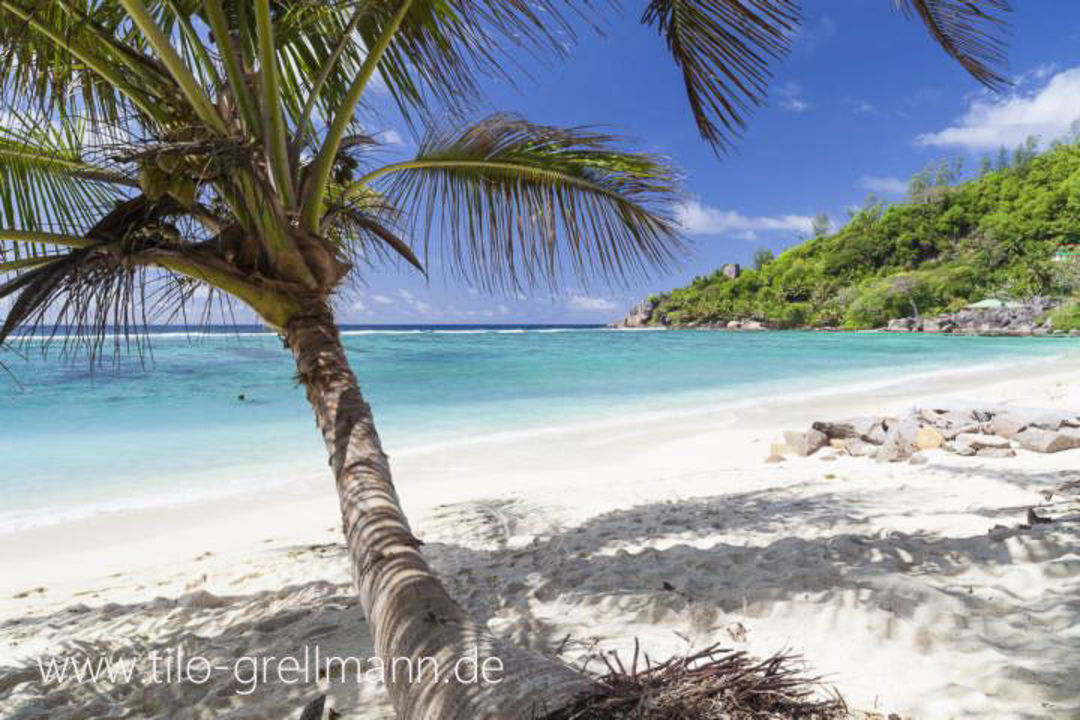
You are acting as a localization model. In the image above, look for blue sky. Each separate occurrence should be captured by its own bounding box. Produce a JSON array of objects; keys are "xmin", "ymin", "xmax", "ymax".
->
[{"xmin": 340, "ymin": 2, "xmax": 1080, "ymax": 325}]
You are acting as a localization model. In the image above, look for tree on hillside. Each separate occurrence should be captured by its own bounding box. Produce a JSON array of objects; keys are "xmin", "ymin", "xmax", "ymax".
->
[
  {"xmin": 0, "ymin": 1, "xmax": 1012, "ymax": 717},
  {"xmin": 812, "ymin": 212, "xmax": 831, "ymax": 238},
  {"xmin": 753, "ymin": 248, "xmax": 775, "ymax": 269},
  {"xmin": 1013, "ymin": 135, "xmax": 1040, "ymax": 171},
  {"xmin": 908, "ymin": 167, "xmax": 932, "ymax": 203},
  {"xmin": 997, "ymin": 145, "xmax": 1012, "ymax": 171}
]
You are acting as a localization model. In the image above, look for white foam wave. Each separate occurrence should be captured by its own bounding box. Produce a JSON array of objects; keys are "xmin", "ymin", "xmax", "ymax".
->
[{"xmin": 0, "ymin": 462, "xmax": 321, "ymax": 535}]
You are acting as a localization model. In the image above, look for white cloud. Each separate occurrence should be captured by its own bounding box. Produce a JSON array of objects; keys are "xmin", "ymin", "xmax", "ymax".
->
[
  {"xmin": 567, "ymin": 295, "xmax": 618, "ymax": 312},
  {"xmin": 675, "ymin": 200, "xmax": 814, "ymax": 237},
  {"xmin": 1015, "ymin": 62, "xmax": 1058, "ymax": 85},
  {"xmin": 843, "ymin": 98, "xmax": 877, "ymax": 115},
  {"xmin": 916, "ymin": 66, "xmax": 1080, "ymax": 150},
  {"xmin": 391, "ymin": 288, "xmax": 436, "ymax": 315},
  {"xmin": 379, "ymin": 129, "xmax": 405, "ymax": 146},
  {"xmin": 774, "ymin": 82, "xmax": 811, "ymax": 112},
  {"xmin": 353, "ymin": 299, "xmax": 367, "ymax": 312},
  {"xmin": 795, "ymin": 15, "xmax": 836, "ymax": 53},
  {"xmin": 372, "ymin": 294, "xmax": 393, "ymax": 305},
  {"xmin": 858, "ymin": 175, "xmax": 907, "ymax": 195}
]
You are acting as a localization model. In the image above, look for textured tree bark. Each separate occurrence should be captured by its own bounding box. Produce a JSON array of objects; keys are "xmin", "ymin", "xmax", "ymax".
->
[{"xmin": 284, "ymin": 301, "xmax": 592, "ymax": 719}]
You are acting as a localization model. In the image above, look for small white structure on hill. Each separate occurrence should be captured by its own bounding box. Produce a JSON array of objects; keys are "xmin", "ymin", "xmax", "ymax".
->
[{"xmin": 964, "ymin": 298, "xmax": 1024, "ymax": 310}]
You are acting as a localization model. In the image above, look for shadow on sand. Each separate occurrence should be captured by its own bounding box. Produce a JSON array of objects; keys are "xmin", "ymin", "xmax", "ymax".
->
[{"xmin": 2, "ymin": 472, "xmax": 1078, "ymax": 719}]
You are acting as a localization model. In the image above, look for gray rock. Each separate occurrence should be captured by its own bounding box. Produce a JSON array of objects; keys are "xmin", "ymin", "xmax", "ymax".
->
[
  {"xmin": 909, "ymin": 453, "xmax": 929, "ymax": 465},
  {"xmin": 887, "ymin": 318, "xmax": 915, "ymax": 332},
  {"xmin": 811, "ymin": 420, "xmax": 859, "ymax": 440},
  {"xmin": 939, "ymin": 410, "xmax": 977, "ymax": 427},
  {"xmin": 612, "ymin": 297, "xmax": 663, "ymax": 328},
  {"xmin": 849, "ymin": 416, "xmax": 885, "ymax": 439},
  {"xmin": 876, "ymin": 413, "xmax": 920, "ymax": 462},
  {"xmin": 941, "ymin": 423, "xmax": 981, "ymax": 441},
  {"xmin": 948, "ymin": 440, "xmax": 977, "ymax": 456},
  {"xmin": 178, "ymin": 590, "xmax": 225, "ymax": 609},
  {"xmin": 867, "ymin": 423, "xmax": 889, "ymax": 445},
  {"xmin": 955, "ymin": 432, "xmax": 1011, "ymax": 449},
  {"xmin": 989, "ymin": 414, "xmax": 1028, "ymax": 438},
  {"xmin": 1015, "ymin": 427, "xmax": 1080, "ymax": 453},
  {"xmin": 843, "ymin": 438, "xmax": 879, "ymax": 457},
  {"xmin": 1029, "ymin": 411, "xmax": 1076, "ymax": 431},
  {"xmin": 977, "ymin": 447, "xmax": 1016, "ymax": 458},
  {"xmin": 783, "ymin": 429, "xmax": 828, "ymax": 457},
  {"xmin": 887, "ymin": 299, "xmax": 1061, "ymax": 337}
]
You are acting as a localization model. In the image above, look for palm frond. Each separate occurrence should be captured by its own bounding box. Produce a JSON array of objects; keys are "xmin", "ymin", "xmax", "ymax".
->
[
  {"xmin": 0, "ymin": 113, "xmax": 131, "ymax": 261},
  {"xmin": 0, "ymin": 0, "xmax": 175, "ymax": 125},
  {"xmin": 271, "ymin": 2, "xmax": 373, "ymax": 130},
  {"xmin": 366, "ymin": 114, "xmax": 683, "ymax": 291},
  {"xmin": 321, "ymin": 182, "xmax": 426, "ymax": 275},
  {"xmin": 642, "ymin": 0, "xmax": 800, "ymax": 154},
  {"xmin": 895, "ymin": 0, "xmax": 1011, "ymax": 90},
  {"xmin": 296, "ymin": 0, "xmax": 582, "ymax": 136},
  {"xmin": 0, "ymin": 256, "xmax": 58, "ymax": 273},
  {"xmin": 0, "ymin": 244, "xmax": 205, "ymax": 362},
  {"xmin": 327, "ymin": 206, "xmax": 427, "ymax": 277}
]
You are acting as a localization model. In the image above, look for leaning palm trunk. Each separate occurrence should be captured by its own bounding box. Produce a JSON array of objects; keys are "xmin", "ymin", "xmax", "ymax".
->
[{"xmin": 285, "ymin": 301, "xmax": 592, "ymax": 718}]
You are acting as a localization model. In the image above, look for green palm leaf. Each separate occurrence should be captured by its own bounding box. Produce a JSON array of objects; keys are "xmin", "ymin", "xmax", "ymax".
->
[
  {"xmin": 896, "ymin": 0, "xmax": 1011, "ymax": 90},
  {"xmin": 643, "ymin": 0, "xmax": 800, "ymax": 153},
  {"xmin": 0, "ymin": 1, "xmax": 174, "ymax": 124},
  {"xmin": 0, "ymin": 113, "xmax": 131, "ymax": 260},
  {"xmin": 365, "ymin": 114, "xmax": 682, "ymax": 291},
  {"xmin": 642, "ymin": 0, "xmax": 1010, "ymax": 153}
]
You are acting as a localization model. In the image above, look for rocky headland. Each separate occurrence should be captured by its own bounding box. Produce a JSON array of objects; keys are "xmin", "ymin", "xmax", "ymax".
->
[{"xmin": 613, "ymin": 296, "xmax": 1080, "ymax": 336}]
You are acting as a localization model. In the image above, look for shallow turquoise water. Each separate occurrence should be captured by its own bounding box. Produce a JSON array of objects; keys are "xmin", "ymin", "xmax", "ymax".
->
[{"xmin": 2, "ymin": 326, "xmax": 1077, "ymax": 532}]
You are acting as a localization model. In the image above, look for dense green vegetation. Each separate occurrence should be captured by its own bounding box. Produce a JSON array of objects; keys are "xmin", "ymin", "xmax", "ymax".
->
[
  {"xmin": 1047, "ymin": 301, "xmax": 1080, "ymax": 332},
  {"xmin": 650, "ymin": 139, "xmax": 1080, "ymax": 329}
]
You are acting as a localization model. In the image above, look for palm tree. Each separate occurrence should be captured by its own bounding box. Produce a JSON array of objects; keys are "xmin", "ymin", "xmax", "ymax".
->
[{"xmin": 0, "ymin": 1, "xmax": 1009, "ymax": 717}]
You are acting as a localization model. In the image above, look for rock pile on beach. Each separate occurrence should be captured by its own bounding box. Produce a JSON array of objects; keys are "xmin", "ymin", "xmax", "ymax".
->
[
  {"xmin": 885, "ymin": 297, "xmax": 1080, "ymax": 336},
  {"xmin": 774, "ymin": 405, "xmax": 1080, "ymax": 463}
]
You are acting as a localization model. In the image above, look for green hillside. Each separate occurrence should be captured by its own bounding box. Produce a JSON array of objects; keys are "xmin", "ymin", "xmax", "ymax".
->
[{"xmin": 647, "ymin": 140, "xmax": 1080, "ymax": 330}]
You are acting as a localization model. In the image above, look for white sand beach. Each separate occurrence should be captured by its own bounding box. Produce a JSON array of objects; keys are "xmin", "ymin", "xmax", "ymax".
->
[{"xmin": 2, "ymin": 355, "xmax": 1080, "ymax": 719}]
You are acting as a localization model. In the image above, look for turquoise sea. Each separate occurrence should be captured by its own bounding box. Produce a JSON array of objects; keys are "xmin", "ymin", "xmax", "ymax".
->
[{"xmin": 2, "ymin": 326, "xmax": 1078, "ymax": 533}]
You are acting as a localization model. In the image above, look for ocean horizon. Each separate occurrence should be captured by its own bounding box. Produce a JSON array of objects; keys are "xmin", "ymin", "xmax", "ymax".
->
[{"xmin": 3, "ymin": 326, "xmax": 1079, "ymax": 534}]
